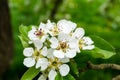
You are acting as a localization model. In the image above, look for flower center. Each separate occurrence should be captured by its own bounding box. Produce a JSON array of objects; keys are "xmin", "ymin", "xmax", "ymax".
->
[
  {"xmin": 34, "ymin": 28, "xmax": 44, "ymax": 37},
  {"xmin": 32, "ymin": 50, "xmax": 44, "ymax": 61},
  {"xmin": 60, "ymin": 42, "xmax": 67, "ymax": 49},
  {"xmin": 50, "ymin": 26, "xmax": 59, "ymax": 35},
  {"xmin": 49, "ymin": 58, "xmax": 62, "ymax": 70},
  {"xmin": 57, "ymin": 41, "xmax": 69, "ymax": 52},
  {"xmin": 79, "ymin": 39, "xmax": 86, "ymax": 49},
  {"xmin": 52, "ymin": 61, "xmax": 58, "ymax": 66}
]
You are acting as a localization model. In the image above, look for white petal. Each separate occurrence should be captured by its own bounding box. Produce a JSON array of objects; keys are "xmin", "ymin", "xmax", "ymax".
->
[
  {"xmin": 47, "ymin": 48, "xmax": 54, "ymax": 58},
  {"xmin": 53, "ymin": 50, "xmax": 65, "ymax": 58},
  {"xmin": 83, "ymin": 37, "xmax": 94, "ymax": 45},
  {"xmin": 48, "ymin": 69, "xmax": 57, "ymax": 80},
  {"xmin": 36, "ymin": 58, "xmax": 49, "ymax": 71},
  {"xmin": 46, "ymin": 20, "xmax": 55, "ymax": 30},
  {"xmin": 38, "ymin": 75, "xmax": 47, "ymax": 80},
  {"xmin": 28, "ymin": 26, "xmax": 38, "ymax": 40},
  {"xmin": 72, "ymin": 28, "xmax": 85, "ymax": 39},
  {"xmin": 67, "ymin": 20, "xmax": 76, "ymax": 30},
  {"xmin": 59, "ymin": 57, "xmax": 70, "ymax": 63},
  {"xmin": 82, "ymin": 45, "xmax": 95, "ymax": 50},
  {"xmin": 68, "ymin": 38, "xmax": 80, "ymax": 52},
  {"xmin": 58, "ymin": 33, "xmax": 70, "ymax": 41},
  {"xmin": 57, "ymin": 19, "xmax": 76, "ymax": 34},
  {"xmin": 23, "ymin": 47, "xmax": 34, "ymax": 57},
  {"xmin": 40, "ymin": 35, "xmax": 48, "ymax": 42},
  {"xmin": 59, "ymin": 64, "xmax": 70, "ymax": 76},
  {"xmin": 65, "ymin": 49, "xmax": 77, "ymax": 58},
  {"xmin": 33, "ymin": 40, "xmax": 43, "ymax": 50},
  {"xmin": 49, "ymin": 37, "xmax": 59, "ymax": 48},
  {"xmin": 38, "ymin": 22, "xmax": 46, "ymax": 30},
  {"xmin": 41, "ymin": 47, "xmax": 47, "ymax": 56},
  {"xmin": 68, "ymin": 38, "xmax": 78, "ymax": 49},
  {"xmin": 23, "ymin": 58, "xmax": 35, "ymax": 67}
]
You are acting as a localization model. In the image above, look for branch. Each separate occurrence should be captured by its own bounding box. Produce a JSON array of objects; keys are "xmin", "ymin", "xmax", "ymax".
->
[
  {"xmin": 50, "ymin": 0, "xmax": 63, "ymax": 20},
  {"xmin": 112, "ymin": 75, "xmax": 120, "ymax": 80},
  {"xmin": 87, "ymin": 61, "xmax": 120, "ymax": 70}
]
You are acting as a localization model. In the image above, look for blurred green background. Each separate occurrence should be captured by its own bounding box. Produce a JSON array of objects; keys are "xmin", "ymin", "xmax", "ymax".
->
[{"xmin": 2, "ymin": 0, "xmax": 120, "ymax": 80}]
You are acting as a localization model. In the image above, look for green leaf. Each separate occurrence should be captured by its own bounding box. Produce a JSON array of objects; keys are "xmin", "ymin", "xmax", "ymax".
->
[
  {"xmin": 18, "ymin": 35, "xmax": 29, "ymax": 48},
  {"xmin": 19, "ymin": 25, "xmax": 34, "ymax": 48},
  {"xmin": 69, "ymin": 60, "xmax": 79, "ymax": 76},
  {"xmin": 83, "ymin": 47, "xmax": 115, "ymax": 59},
  {"xmin": 90, "ymin": 35, "xmax": 115, "ymax": 52},
  {"xmin": 19, "ymin": 25, "xmax": 32, "ymax": 38},
  {"xmin": 82, "ymin": 35, "xmax": 116, "ymax": 59},
  {"xmin": 63, "ymin": 74, "xmax": 75, "ymax": 80},
  {"xmin": 21, "ymin": 67, "xmax": 40, "ymax": 80},
  {"xmin": 55, "ymin": 73, "xmax": 63, "ymax": 80}
]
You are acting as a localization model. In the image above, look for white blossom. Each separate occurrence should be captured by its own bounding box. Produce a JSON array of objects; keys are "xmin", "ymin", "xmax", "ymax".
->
[
  {"xmin": 72, "ymin": 27, "xmax": 94, "ymax": 50},
  {"xmin": 48, "ymin": 64, "xmax": 70, "ymax": 80},
  {"xmin": 21, "ymin": 19, "xmax": 95, "ymax": 80},
  {"xmin": 28, "ymin": 26, "xmax": 39, "ymax": 40},
  {"xmin": 23, "ymin": 47, "xmax": 48, "ymax": 68},
  {"xmin": 38, "ymin": 56, "xmax": 70, "ymax": 80},
  {"xmin": 80, "ymin": 37, "xmax": 95, "ymax": 50},
  {"xmin": 46, "ymin": 20, "xmax": 59, "ymax": 36},
  {"xmin": 28, "ymin": 23, "xmax": 48, "ymax": 42},
  {"xmin": 47, "ymin": 57, "xmax": 70, "ymax": 80},
  {"xmin": 50, "ymin": 33, "xmax": 79, "ymax": 58}
]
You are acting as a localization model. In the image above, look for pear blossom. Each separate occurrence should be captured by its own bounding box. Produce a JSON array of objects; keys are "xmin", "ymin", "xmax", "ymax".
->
[
  {"xmin": 46, "ymin": 20, "xmax": 59, "ymax": 36},
  {"xmin": 28, "ymin": 23, "xmax": 48, "ymax": 42},
  {"xmin": 72, "ymin": 28, "xmax": 94, "ymax": 50},
  {"xmin": 38, "ymin": 57, "xmax": 70, "ymax": 80},
  {"xmin": 50, "ymin": 33, "xmax": 79, "ymax": 58},
  {"xmin": 20, "ymin": 19, "xmax": 95, "ymax": 80},
  {"xmin": 23, "ymin": 46, "xmax": 48, "ymax": 68},
  {"xmin": 48, "ymin": 64, "xmax": 70, "ymax": 80},
  {"xmin": 79, "ymin": 37, "xmax": 95, "ymax": 50}
]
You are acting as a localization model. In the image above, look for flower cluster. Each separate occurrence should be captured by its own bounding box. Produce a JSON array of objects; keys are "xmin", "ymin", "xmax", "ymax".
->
[{"xmin": 23, "ymin": 19, "xmax": 94, "ymax": 80}]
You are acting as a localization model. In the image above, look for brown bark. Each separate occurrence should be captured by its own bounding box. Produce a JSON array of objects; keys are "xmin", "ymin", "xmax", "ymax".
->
[
  {"xmin": 87, "ymin": 61, "xmax": 120, "ymax": 70},
  {"xmin": 0, "ymin": 0, "xmax": 13, "ymax": 76}
]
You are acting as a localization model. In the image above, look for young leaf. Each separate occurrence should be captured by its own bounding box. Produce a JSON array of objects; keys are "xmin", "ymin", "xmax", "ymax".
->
[
  {"xmin": 19, "ymin": 25, "xmax": 34, "ymax": 48},
  {"xmin": 82, "ymin": 47, "xmax": 115, "ymax": 59},
  {"xmin": 90, "ymin": 35, "xmax": 115, "ymax": 52},
  {"xmin": 18, "ymin": 35, "xmax": 29, "ymax": 48},
  {"xmin": 19, "ymin": 25, "xmax": 32, "ymax": 38},
  {"xmin": 63, "ymin": 74, "xmax": 75, "ymax": 80},
  {"xmin": 21, "ymin": 67, "xmax": 40, "ymax": 80},
  {"xmin": 55, "ymin": 73, "xmax": 63, "ymax": 80},
  {"xmin": 82, "ymin": 35, "xmax": 116, "ymax": 59}
]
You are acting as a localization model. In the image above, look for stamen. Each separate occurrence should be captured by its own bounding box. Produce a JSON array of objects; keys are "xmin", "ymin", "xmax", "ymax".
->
[{"xmin": 34, "ymin": 28, "xmax": 43, "ymax": 36}]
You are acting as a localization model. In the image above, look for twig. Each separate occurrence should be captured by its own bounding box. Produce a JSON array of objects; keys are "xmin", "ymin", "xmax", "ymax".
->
[
  {"xmin": 87, "ymin": 61, "xmax": 120, "ymax": 70},
  {"xmin": 112, "ymin": 75, "xmax": 120, "ymax": 80}
]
